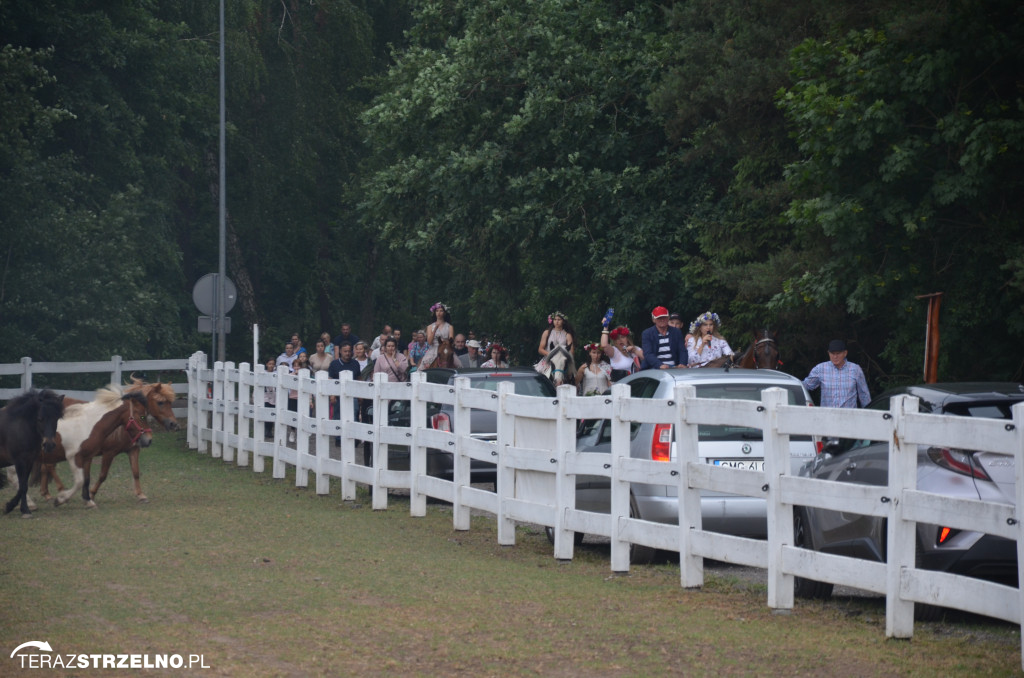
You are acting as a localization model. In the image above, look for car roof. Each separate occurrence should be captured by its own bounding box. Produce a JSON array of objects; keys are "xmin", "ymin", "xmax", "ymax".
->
[
  {"xmin": 625, "ymin": 367, "xmax": 805, "ymax": 386},
  {"xmin": 874, "ymin": 382, "xmax": 1024, "ymax": 410}
]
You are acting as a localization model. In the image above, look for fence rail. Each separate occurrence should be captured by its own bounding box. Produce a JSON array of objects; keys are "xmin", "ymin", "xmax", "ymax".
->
[
  {"xmin": 185, "ymin": 352, "xmax": 1024, "ymax": 669},
  {"xmin": 0, "ymin": 356, "xmax": 189, "ymax": 415}
]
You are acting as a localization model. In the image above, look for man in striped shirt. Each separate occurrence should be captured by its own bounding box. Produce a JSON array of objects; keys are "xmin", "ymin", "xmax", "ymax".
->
[
  {"xmin": 640, "ymin": 306, "xmax": 688, "ymax": 370},
  {"xmin": 803, "ymin": 339, "xmax": 871, "ymax": 408}
]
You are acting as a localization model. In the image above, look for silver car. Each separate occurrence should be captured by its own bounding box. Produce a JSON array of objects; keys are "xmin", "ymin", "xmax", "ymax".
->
[
  {"xmin": 794, "ymin": 382, "xmax": 1024, "ymax": 601},
  {"xmin": 569, "ymin": 368, "xmax": 817, "ymax": 563}
]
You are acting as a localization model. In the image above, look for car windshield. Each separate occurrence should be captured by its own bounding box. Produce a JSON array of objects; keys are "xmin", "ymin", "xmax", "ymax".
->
[
  {"xmin": 943, "ymin": 401, "xmax": 1023, "ymax": 419},
  {"xmin": 468, "ymin": 375, "xmax": 556, "ymax": 397},
  {"xmin": 695, "ymin": 383, "xmax": 808, "ymax": 442}
]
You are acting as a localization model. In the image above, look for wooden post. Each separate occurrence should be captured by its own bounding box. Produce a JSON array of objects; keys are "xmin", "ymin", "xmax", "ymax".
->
[{"xmin": 916, "ymin": 292, "xmax": 942, "ymax": 383}]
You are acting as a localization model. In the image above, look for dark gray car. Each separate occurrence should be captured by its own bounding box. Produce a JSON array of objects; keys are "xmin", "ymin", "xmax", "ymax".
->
[
  {"xmin": 369, "ymin": 367, "xmax": 557, "ymax": 482},
  {"xmin": 794, "ymin": 382, "xmax": 1024, "ymax": 600}
]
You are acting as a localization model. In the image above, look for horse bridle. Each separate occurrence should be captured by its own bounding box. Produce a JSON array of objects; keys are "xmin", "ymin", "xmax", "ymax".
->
[
  {"xmin": 125, "ymin": 398, "xmax": 153, "ymax": 446},
  {"xmin": 752, "ymin": 336, "xmax": 779, "ymax": 369}
]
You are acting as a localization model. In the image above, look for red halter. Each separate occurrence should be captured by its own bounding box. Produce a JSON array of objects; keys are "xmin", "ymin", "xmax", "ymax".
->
[{"xmin": 125, "ymin": 399, "xmax": 153, "ymax": 445}]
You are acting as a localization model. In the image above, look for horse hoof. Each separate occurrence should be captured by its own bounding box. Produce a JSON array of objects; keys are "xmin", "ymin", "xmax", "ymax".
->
[
  {"xmin": 137, "ymin": 496, "xmax": 149, "ymax": 503},
  {"xmin": 85, "ymin": 501, "xmax": 98, "ymax": 509},
  {"xmin": 21, "ymin": 512, "xmax": 34, "ymax": 519},
  {"xmin": 40, "ymin": 493, "xmax": 51, "ymax": 500}
]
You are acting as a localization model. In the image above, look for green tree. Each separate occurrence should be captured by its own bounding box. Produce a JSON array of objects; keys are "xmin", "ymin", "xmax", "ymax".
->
[
  {"xmin": 775, "ymin": 0, "xmax": 1024, "ymax": 382},
  {"xmin": 358, "ymin": 0, "xmax": 702, "ymax": 353}
]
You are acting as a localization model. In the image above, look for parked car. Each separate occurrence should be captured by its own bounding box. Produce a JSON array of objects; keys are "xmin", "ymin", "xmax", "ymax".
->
[
  {"xmin": 367, "ymin": 367, "xmax": 557, "ymax": 483},
  {"xmin": 793, "ymin": 382, "xmax": 1024, "ymax": 600},
  {"xmin": 567, "ymin": 367, "xmax": 818, "ymax": 563}
]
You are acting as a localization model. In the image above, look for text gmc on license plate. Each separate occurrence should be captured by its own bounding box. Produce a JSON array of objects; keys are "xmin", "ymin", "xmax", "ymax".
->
[{"xmin": 712, "ymin": 459, "xmax": 765, "ymax": 471}]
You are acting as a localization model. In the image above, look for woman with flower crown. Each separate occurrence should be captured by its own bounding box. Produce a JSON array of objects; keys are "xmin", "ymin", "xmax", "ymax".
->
[
  {"xmin": 600, "ymin": 325, "xmax": 643, "ymax": 381},
  {"xmin": 537, "ymin": 311, "xmax": 575, "ymax": 357},
  {"xmin": 419, "ymin": 302, "xmax": 455, "ymax": 369},
  {"xmin": 576, "ymin": 342, "xmax": 612, "ymax": 395},
  {"xmin": 686, "ymin": 311, "xmax": 733, "ymax": 367}
]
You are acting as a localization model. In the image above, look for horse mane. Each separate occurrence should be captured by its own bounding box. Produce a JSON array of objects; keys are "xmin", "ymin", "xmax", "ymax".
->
[
  {"xmin": 94, "ymin": 385, "xmax": 127, "ymax": 409},
  {"xmin": 2, "ymin": 389, "xmax": 64, "ymax": 420}
]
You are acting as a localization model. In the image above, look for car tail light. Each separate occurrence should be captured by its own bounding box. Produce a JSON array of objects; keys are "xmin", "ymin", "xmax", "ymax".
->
[
  {"xmin": 926, "ymin": 447, "xmax": 992, "ymax": 481},
  {"xmin": 431, "ymin": 412, "xmax": 452, "ymax": 432},
  {"xmin": 651, "ymin": 423, "xmax": 671, "ymax": 462},
  {"xmin": 937, "ymin": 526, "xmax": 958, "ymax": 545}
]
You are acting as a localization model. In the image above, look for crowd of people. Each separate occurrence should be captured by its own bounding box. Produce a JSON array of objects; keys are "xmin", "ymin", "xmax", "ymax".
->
[{"xmin": 266, "ymin": 302, "xmax": 871, "ymax": 426}]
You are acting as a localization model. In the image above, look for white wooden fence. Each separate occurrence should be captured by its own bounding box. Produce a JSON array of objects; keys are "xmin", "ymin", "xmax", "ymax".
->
[
  {"xmin": 185, "ymin": 351, "xmax": 1024, "ymax": 669},
  {"xmin": 0, "ymin": 356, "xmax": 189, "ymax": 415}
]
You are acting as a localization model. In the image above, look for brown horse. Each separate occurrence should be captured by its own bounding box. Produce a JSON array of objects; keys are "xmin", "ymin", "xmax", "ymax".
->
[
  {"xmin": 732, "ymin": 330, "xmax": 780, "ymax": 370},
  {"xmin": 49, "ymin": 386, "xmax": 153, "ymax": 508},
  {"xmin": 421, "ymin": 337, "xmax": 458, "ymax": 369},
  {"xmin": 41, "ymin": 378, "xmax": 177, "ymax": 503}
]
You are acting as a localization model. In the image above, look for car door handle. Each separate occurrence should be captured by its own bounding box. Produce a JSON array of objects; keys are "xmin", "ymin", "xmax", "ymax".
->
[{"xmin": 844, "ymin": 462, "xmax": 857, "ymax": 474}]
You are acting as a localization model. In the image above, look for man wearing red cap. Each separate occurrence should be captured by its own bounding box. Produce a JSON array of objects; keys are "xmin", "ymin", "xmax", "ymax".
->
[{"xmin": 640, "ymin": 306, "xmax": 689, "ymax": 370}]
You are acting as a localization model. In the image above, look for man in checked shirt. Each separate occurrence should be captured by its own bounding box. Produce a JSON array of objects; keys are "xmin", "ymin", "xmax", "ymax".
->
[{"xmin": 802, "ymin": 339, "xmax": 871, "ymax": 408}]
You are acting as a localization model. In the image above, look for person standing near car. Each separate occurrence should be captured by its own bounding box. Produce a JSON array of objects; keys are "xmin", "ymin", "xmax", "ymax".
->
[
  {"xmin": 803, "ymin": 339, "xmax": 870, "ymax": 408},
  {"xmin": 640, "ymin": 306, "xmax": 688, "ymax": 370}
]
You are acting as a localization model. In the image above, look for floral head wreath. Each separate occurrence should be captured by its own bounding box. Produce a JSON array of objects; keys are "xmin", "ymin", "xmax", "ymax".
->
[
  {"xmin": 609, "ymin": 326, "xmax": 631, "ymax": 340},
  {"xmin": 583, "ymin": 342, "xmax": 601, "ymax": 352},
  {"xmin": 691, "ymin": 312, "xmax": 721, "ymax": 334},
  {"xmin": 488, "ymin": 343, "xmax": 506, "ymax": 355},
  {"xmin": 548, "ymin": 311, "xmax": 568, "ymax": 324},
  {"xmin": 430, "ymin": 302, "xmax": 449, "ymax": 313}
]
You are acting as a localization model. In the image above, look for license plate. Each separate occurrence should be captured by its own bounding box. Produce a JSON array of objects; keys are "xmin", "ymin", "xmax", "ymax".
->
[{"xmin": 712, "ymin": 459, "xmax": 765, "ymax": 471}]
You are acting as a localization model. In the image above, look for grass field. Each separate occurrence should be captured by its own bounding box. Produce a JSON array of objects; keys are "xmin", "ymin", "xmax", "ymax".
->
[{"xmin": 1, "ymin": 429, "xmax": 1021, "ymax": 676}]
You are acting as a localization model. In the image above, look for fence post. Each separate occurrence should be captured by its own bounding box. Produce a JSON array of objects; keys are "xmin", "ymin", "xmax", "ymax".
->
[
  {"xmin": 370, "ymin": 372, "xmax": 388, "ymax": 510},
  {"xmin": 211, "ymin": 361, "xmax": 225, "ymax": 459},
  {"xmin": 886, "ymin": 394, "xmax": 918, "ymax": 638},
  {"xmin": 1012, "ymin": 402, "xmax": 1024, "ymax": 672},
  {"xmin": 252, "ymin": 364, "xmax": 269, "ymax": 473},
  {"xmin": 314, "ymin": 370, "xmax": 332, "ymax": 495},
  {"xmin": 237, "ymin": 362, "xmax": 253, "ymax": 468},
  {"xmin": 609, "ymin": 382, "xmax": 632, "ymax": 574},
  {"xmin": 451, "ymin": 376, "xmax": 472, "ymax": 530},
  {"xmin": 20, "ymin": 356, "xmax": 32, "ymax": 391},
  {"xmin": 293, "ymin": 368, "xmax": 312, "ymax": 489},
  {"xmin": 496, "ymin": 380, "xmax": 516, "ymax": 544},
  {"xmin": 763, "ymin": 387, "xmax": 793, "ymax": 611},
  {"xmin": 111, "ymin": 355, "xmax": 123, "ymax": 387},
  {"xmin": 408, "ymin": 371, "xmax": 428, "ymax": 517},
  {"xmin": 552, "ymin": 384, "xmax": 577, "ymax": 561},
  {"xmin": 222, "ymin": 362, "xmax": 238, "ymax": 464},
  {"xmin": 337, "ymin": 371, "xmax": 358, "ymax": 501},
  {"xmin": 272, "ymin": 366, "xmax": 288, "ymax": 479},
  {"xmin": 675, "ymin": 383, "xmax": 703, "ymax": 588}
]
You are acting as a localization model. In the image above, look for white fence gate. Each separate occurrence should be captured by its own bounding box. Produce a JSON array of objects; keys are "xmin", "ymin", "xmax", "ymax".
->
[{"xmin": 185, "ymin": 352, "xmax": 1024, "ymax": 669}]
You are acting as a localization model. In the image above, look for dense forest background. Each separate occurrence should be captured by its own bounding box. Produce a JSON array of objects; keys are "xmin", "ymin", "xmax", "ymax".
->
[{"xmin": 2, "ymin": 0, "xmax": 1022, "ymax": 390}]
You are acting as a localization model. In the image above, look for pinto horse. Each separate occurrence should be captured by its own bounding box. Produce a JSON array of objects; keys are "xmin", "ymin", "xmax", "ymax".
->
[
  {"xmin": 0, "ymin": 390, "xmax": 64, "ymax": 516},
  {"xmin": 537, "ymin": 345, "xmax": 576, "ymax": 387},
  {"xmin": 51, "ymin": 386, "xmax": 152, "ymax": 509},
  {"xmin": 39, "ymin": 378, "xmax": 177, "ymax": 503},
  {"xmin": 731, "ymin": 330, "xmax": 780, "ymax": 370}
]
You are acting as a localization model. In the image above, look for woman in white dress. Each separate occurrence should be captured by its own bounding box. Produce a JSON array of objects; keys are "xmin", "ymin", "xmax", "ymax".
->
[
  {"xmin": 686, "ymin": 312, "xmax": 733, "ymax": 367},
  {"xmin": 537, "ymin": 311, "xmax": 575, "ymax": 357},
  {"xmin": 576, "ymin": 343, "xmax": 612, "ymax": 395},
  {"xmin": 600, "ymin": 325, "xmax": 643, "ymax": 381},
  {"xmin": 419, "ymin": 302, "xmax": 454, "ymax": 369}
]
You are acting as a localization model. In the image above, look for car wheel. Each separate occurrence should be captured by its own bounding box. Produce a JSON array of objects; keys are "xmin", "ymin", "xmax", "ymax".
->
[
  {"xmin": 793, "ymin": 507, "xmax": 834, "ymax": 599},
  {"xmin": 628, "ymin": 495, "xmax": 657, "ymax": 565},
  {"xmin": 913, "ymin": 538, "xmax": 944, "ymax": 622}
]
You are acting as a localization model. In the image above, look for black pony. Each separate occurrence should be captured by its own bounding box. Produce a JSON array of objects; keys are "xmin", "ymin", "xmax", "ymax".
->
[{"xmin": 0, "ymin": 389, "xmax": 65, "ymax": 516}]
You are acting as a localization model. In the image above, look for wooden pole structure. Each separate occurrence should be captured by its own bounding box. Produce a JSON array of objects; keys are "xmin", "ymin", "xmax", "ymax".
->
[{"xmin": 916, "ymin": 292, "xmax": 943, "ymax": 383}]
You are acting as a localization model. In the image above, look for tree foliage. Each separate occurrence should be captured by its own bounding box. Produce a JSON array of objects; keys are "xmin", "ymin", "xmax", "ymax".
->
[
  {"xmin": 775, "ymin": 0, "xmax": 1024, "ymax": 381},
  {"xmin": 359, "ymin": 0, "xmax": 701, "ymax": 352}
]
